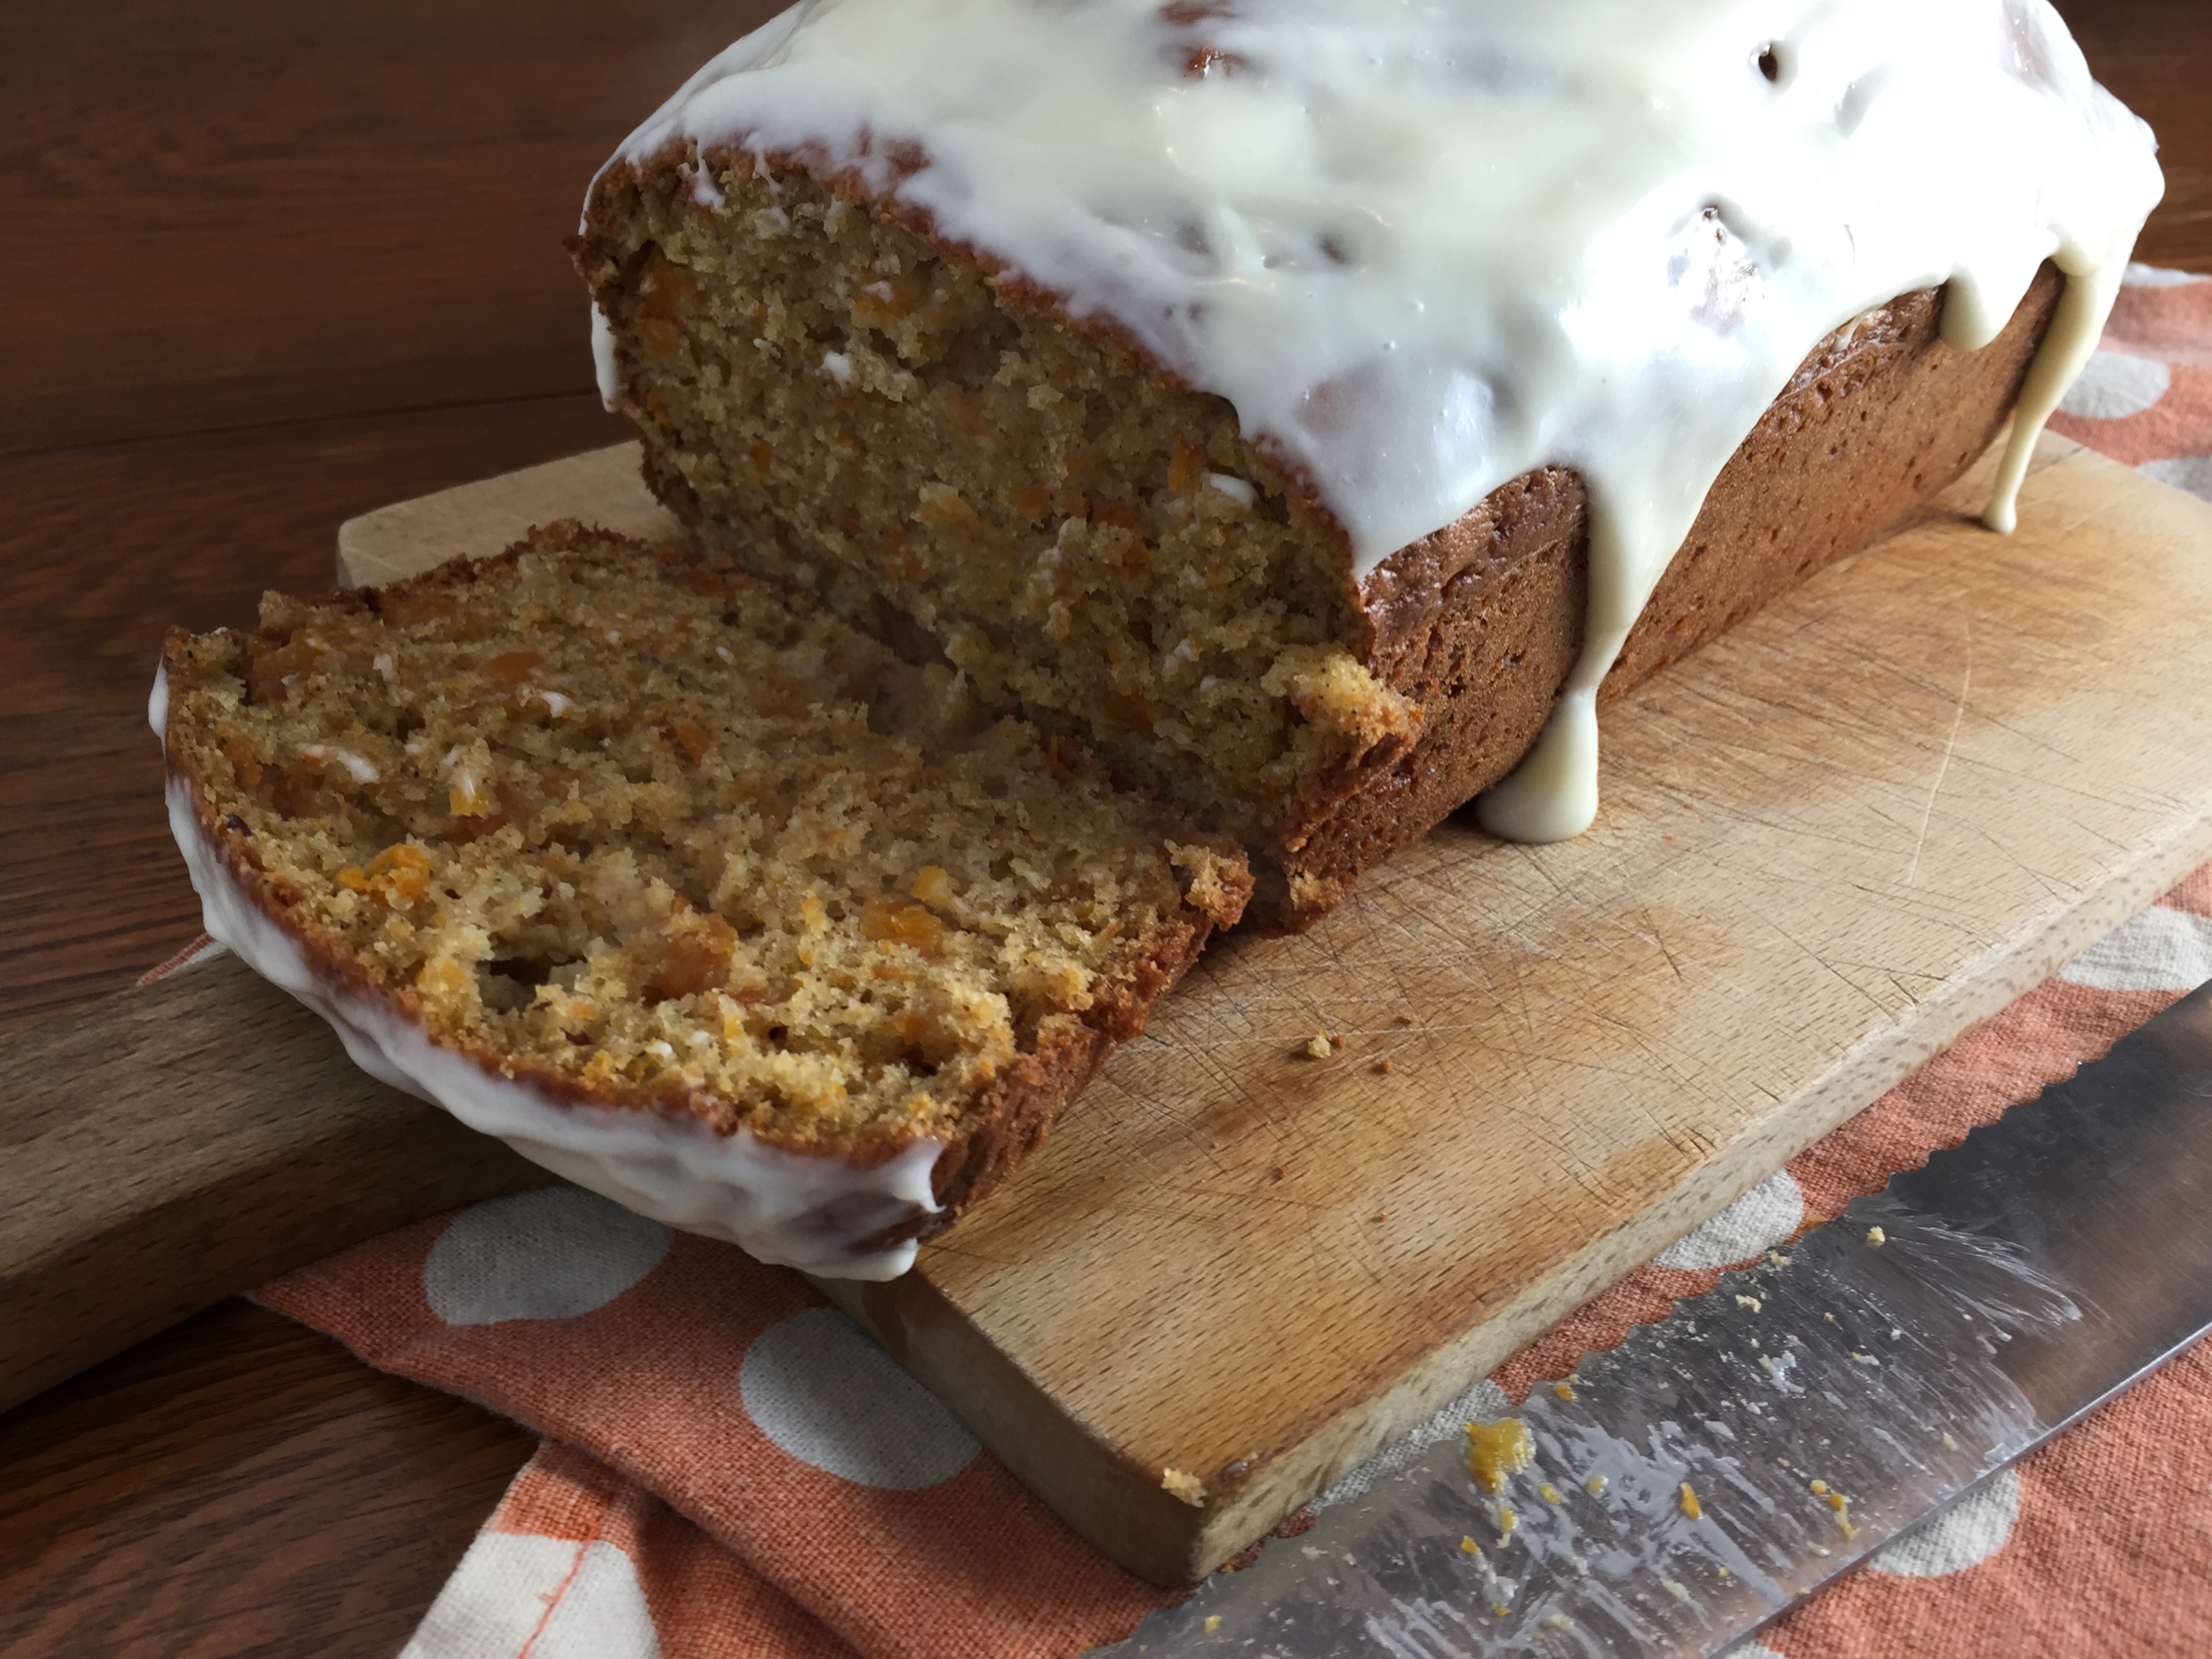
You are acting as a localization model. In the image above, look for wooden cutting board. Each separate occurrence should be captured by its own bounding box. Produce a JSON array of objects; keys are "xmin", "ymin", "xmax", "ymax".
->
[
  {"xmin": 336, "ymin": 430, "xmax": 2212, "ymax": 1581},
  {"xmin": 7, "ymin": 430, "xmax": 2207, "ymax": 1588}
]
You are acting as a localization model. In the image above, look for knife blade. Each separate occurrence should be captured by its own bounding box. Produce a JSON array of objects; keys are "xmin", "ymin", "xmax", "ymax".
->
[{"xmin": 1101, "ymin": 977, "xmax": 2212, "ymax": 1656}]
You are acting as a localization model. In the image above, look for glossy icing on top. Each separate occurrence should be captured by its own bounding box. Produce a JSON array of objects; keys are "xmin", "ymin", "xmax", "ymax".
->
[{"xmin": 599, "ymin": 0, "xmax": 2159, "ymax": 840}]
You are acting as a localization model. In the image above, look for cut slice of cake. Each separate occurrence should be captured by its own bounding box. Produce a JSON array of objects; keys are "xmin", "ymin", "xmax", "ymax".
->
[{"xmin": 155, "ymin": 521, "xmax": 1249, "ymax": 1278}]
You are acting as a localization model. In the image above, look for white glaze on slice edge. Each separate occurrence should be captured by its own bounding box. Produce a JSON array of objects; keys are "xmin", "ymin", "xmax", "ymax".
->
[{"xmin": 155, "ymin": 668, "xmax": 943, "ymax": 1280}]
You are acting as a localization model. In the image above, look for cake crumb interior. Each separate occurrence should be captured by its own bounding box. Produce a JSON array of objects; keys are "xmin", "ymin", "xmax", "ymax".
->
[
  {"xmin": 587, "ymin": 167, "xmax": 1419, "ymax": 855},
  {"xmin": 164, "ymin": 524, "xmax": 1244, "ymax": 1150}
]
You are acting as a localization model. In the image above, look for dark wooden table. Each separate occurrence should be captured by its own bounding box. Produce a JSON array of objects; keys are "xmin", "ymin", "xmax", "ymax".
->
[{"xmin": 2, "ymin": 3, "xmax": 2205, "ymax": 1652}]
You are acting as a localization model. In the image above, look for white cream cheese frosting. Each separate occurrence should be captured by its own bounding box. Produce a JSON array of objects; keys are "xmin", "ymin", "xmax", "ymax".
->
[
  {"xmin": 594, "ymin": 0, "xmax": 2160, "ymax": 841},
  {"xmin": 153, "ymin": 668, "xmax": 944, "ymax": 1280},
  {"xmin": 590, "ymin": 302, "xmax": 622, "ymax": 413}
]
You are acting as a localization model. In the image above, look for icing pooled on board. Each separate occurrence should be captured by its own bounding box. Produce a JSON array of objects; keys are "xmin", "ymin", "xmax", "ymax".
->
[{"xmin": 595, "ymin": 0, "xmax": 2160, "ymax": 839}]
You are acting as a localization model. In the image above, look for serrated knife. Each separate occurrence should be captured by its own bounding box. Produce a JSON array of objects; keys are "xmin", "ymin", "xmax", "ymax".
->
[{"xmin": 1100, "ymin": 977, "xmax": 2212, "ymax": 1656}]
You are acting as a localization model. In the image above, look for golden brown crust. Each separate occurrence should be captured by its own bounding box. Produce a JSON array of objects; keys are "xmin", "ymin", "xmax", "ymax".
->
[
  {"xmin": 912, "ymin": 911, "xmax": 1202, "ymax": 1231},
  {"xmin": 160, "ymin": 527, "xmax": 1246, "ymax": 1219},
  {"xmin": 1260, "ymin": 263, "xmax": 2066, "ymax": 921}
]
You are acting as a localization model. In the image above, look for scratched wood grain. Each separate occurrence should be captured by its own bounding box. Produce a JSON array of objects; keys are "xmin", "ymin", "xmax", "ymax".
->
[{"xmin": 333, "ymin": 429, "xmax": 2212, "ymax": 1582}]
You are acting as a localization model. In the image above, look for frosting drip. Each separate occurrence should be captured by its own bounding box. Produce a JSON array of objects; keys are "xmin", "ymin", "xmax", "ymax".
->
[
  {"xmin": 590, "ymin": 302, "xmax": 622, "ymax": 413},
  {"xmin": 597, "ymin": 0, "xmax": 2160, "ymax": 840}
]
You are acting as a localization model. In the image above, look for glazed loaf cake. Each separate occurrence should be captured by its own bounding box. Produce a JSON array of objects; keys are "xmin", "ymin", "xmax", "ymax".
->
[
  {"xmin": 575, "ymin": 1, "xmax": 2158, "ymax": 924},
  {"xmin": 156, "ymin": 523, "xmax": 1248, "ymax": 1277}
]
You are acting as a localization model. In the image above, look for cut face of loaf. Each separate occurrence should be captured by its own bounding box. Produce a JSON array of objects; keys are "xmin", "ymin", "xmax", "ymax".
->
[
  {"xmin": 575, "ymin": 160, "xmax": 2062, "ymax": 925},
  {"xmin": 157, "ymin": 523, "xmax": 1249, "ymax": 1277},
  {"xmin": 576, "ymin": 164, "xmax": 1414, "ymax": 909}
]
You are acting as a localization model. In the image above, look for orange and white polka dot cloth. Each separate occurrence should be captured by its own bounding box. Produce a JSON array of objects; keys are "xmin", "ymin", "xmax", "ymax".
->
[{"xmin": 245, "ymin": 264, "xmax": 2212, "ymax": 1659}]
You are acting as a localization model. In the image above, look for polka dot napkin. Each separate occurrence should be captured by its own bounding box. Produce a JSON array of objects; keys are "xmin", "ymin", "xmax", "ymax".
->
[{"xmin": 238, "ymin": 263, "xmax": 2212, "ymax": 1658}]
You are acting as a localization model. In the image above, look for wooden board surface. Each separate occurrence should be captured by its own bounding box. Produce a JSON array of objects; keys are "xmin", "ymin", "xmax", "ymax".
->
[
  {"xmin": 337, "ymin": 442, "xmax": 680, "ymax": 589},
  {"xmin": 330, "ymin": 430, "xmax": 2212, "ymax": 1582},
  {"xmin": 0, "ymin": 951, "xmax": 554, "ymax": 1414}
]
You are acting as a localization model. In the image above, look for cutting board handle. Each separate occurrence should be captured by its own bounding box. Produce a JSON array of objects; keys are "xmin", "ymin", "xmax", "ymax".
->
[{"xmin": 0, "ymin": 952, "xmax": 552, "ymax": 1414}]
